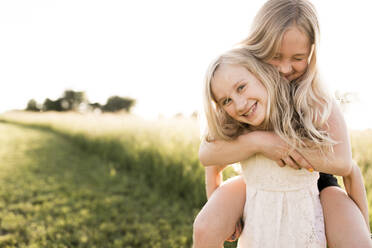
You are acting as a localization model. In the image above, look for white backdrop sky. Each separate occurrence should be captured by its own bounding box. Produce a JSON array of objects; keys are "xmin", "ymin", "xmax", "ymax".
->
[{"xmin": 1, "ymin": 0, "xmax": 371, "ymax": 129}]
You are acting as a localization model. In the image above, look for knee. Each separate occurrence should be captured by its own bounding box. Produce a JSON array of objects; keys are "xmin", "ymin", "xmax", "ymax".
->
[
  {"xmin": 319, "ymin": 186, "xmax": 346, "ymax": 206},
  {"xmin": 193, "ymin": 214, "xmax": 208, "ymax": 247},
  {"xmin": 193, "ymin": 213, "xmax": 218, "ymax": 248}
]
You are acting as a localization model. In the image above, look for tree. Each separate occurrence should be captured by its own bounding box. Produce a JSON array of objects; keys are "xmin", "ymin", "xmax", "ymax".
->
[
  {"xmin": 40, "ymin": 90, "xmax": 87, "ymax": 112},
  {"xmin": 25, "ymin": 90, "xmax": 137, "ymax": 113},
  {"xmin": 42, "ymin": 98, "xmax": 63, "ymax": 111},
  {"xmin": 102, "ymin": 96, "xmax": 136, "ymax": 112},
  {"xmin": 61, "ymin": 90, "xmax": 87, "ymax": 111},
  {"xmin": 25, "ymin": 99, "xmax": 40, "ymax": 112},
  {"xmin": 88, "ymin": 102, "xmax": 102, "ymax": 110}
]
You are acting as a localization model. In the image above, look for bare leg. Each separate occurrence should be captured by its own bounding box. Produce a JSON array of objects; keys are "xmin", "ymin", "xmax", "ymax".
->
[
  {"xmin": 320, "ymin": 186, "xmax": 372, "ymax": 248},
  {"xmin": 193, "ymin": 176, "xmax": 246, "ymax": 248}
]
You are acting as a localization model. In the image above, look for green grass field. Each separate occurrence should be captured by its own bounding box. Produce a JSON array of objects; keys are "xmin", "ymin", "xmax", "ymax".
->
[
  {"xmin": 0, "ymin": 111, "xmax": 371, "ymax": 247},
  {"xmin": 0, "ymin": 121, "xmax": 197, "ymax": 247}
]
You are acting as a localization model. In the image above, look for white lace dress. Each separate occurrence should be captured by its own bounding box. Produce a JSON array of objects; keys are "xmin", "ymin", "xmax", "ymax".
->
[{"xmin": 237, "ymin": 154, "xmax": 326, "ymax": 248}]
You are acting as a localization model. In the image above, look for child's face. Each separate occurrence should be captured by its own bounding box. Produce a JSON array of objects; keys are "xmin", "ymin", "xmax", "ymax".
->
[
  {"xmin": 267, "ymin": 26, "xmax": 311, "ymax": 82},
  {"xmin": 211, "ymin": 64, "xmax": 268, "ymax": 127}
]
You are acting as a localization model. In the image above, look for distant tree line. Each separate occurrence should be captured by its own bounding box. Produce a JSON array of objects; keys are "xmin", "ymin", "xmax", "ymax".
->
[{"xmin": 25, "ymin": 90, "xmax": 136, "ymax": 113}]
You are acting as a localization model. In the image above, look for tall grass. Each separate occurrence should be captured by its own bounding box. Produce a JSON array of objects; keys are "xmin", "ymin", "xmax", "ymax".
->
[
  {"xmin": 1, "ymin": 111, "xmax": 371, "ymax": 245},
  {"xmin": 0, "ymin": 111, "xmax": 209, "ymax": 209}
]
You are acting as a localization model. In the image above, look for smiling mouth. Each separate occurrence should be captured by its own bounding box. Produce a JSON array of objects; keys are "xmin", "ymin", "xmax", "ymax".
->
[{"xmin": 242, "ymin": 102, "xmax": 257, "ymax": 117}]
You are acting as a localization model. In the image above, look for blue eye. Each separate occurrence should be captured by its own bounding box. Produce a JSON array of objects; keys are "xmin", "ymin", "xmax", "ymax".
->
[
  {"xmin": 237, "ymin": 84, "xmax": 245, "ymax": 92},
  {"xmin": 222, "ymin": 98, "xmax": 231, "ymax": 106}
]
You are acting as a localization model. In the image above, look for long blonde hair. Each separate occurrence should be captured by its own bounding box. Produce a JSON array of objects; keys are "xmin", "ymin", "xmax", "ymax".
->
[
  {"xmin": 203, "ymin": 47, "xmax": 334, "ymax": 151},
  {"xmin": 240, "ymin": 0, "xmax": 333, "ymax": 148}
]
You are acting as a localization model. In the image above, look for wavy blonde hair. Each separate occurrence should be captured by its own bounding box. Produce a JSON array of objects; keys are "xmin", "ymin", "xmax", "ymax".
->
[
  {"xmin": 239, "ymin": 0, "xmax": 334, "ymax": 149},
  {"xmin": 204, "ymin": 47, "xmax": 334, "ymax": 151}
]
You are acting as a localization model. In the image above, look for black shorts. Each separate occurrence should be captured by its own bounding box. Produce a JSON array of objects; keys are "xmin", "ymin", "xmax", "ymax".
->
[{"xmin": 317, "ymin": 172, "xmax": 340, "ymax": 192}]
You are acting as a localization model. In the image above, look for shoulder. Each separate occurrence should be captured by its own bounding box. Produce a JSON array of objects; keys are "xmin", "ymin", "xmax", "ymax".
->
[
  {"xmin": 324, "ymin": 99, "xmax": 345, "ymax": 130},
  {"xmin": 321, "ymin": 99, "xmax": 349, "ymax": 141},
  {"xmin": 311, "ymin": 96, "xmax": 344, "ymax": 131}
]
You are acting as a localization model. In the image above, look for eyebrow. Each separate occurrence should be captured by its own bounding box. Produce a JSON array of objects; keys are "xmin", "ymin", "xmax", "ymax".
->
[
  {"xmin": 293, "ymin": 53, "xmax": 307, "ymax": 57},
  {"xmin": 274, "ymin": 52, "xmax": 308, "ymax": 57}
]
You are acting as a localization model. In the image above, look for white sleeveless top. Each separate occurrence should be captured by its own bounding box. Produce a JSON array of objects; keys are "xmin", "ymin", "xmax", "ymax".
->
[{"xmin": 237, "ymin": 154, "xmax": 326, "ymax": 248}]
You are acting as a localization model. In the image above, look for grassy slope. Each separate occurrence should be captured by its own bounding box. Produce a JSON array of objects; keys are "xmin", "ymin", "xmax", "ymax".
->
[
  {"xmin": 0, "ymin": 122, "xmax": 195, "ymax": 247},
  {"xmin": 0, "ymin": 112, "xmax": 207, "ymax": 209}
]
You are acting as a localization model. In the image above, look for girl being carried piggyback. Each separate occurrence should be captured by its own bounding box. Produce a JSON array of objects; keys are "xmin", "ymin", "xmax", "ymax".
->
[{"xmin": 203, "ymin": 47, "xmax": 328, "ymax": 246}]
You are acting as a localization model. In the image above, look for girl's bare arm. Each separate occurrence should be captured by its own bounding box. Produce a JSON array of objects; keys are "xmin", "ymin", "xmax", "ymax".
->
[
  {"xmin": 303, "ymin": 101, "xmax": 370, "ymax": 229},
  {"xmin": 205, "ymin": 165, "xmax": 225, "ymax": 199},
  {"xmin": 199, "ymin": 101, "xmax": 353, "ymax": 176},
  {"xmin": 299, "ymin": 100, "xmax": 353, "ymax": 176},
  {"xmin": 199, "ymin": 130, "xmax": 312, "ymax": 170},
  {"xmin": 199, "ymin": 131, "xmax": 261, "ymax": 167}
]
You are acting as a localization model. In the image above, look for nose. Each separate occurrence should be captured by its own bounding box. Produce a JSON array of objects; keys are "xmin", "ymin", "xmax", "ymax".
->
[
  {"xmin": 277, "ymin": 61, "xmax": 293, "ymax": 76},
  {"xmin": 234, "ymin": 96, "xmax": 247, "ymax": 114}
]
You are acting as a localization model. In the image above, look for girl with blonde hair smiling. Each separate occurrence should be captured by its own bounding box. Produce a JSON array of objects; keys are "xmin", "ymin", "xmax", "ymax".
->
[
  {"xmin": 193, "ymin": 0, "xmax": 372, "ymax": 247},
  {"xmin": 202, "ymin": 47, "xmax": 327, "ymax": 246}
]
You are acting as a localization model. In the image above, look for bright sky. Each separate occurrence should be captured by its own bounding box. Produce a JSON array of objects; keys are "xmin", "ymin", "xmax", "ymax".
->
[{"xmin": 1, "ymin": 0, "xmax": 371, "ymax": 129}]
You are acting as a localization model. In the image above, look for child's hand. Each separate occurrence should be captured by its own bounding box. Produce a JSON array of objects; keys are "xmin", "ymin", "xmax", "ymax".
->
[
  {"xmin": 226, "ymin": 218, "xmax": 244, "ymax": 242},
  {"xmin": 255, "ymin": 131, "xmax": 314, "ymax": 172}
]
